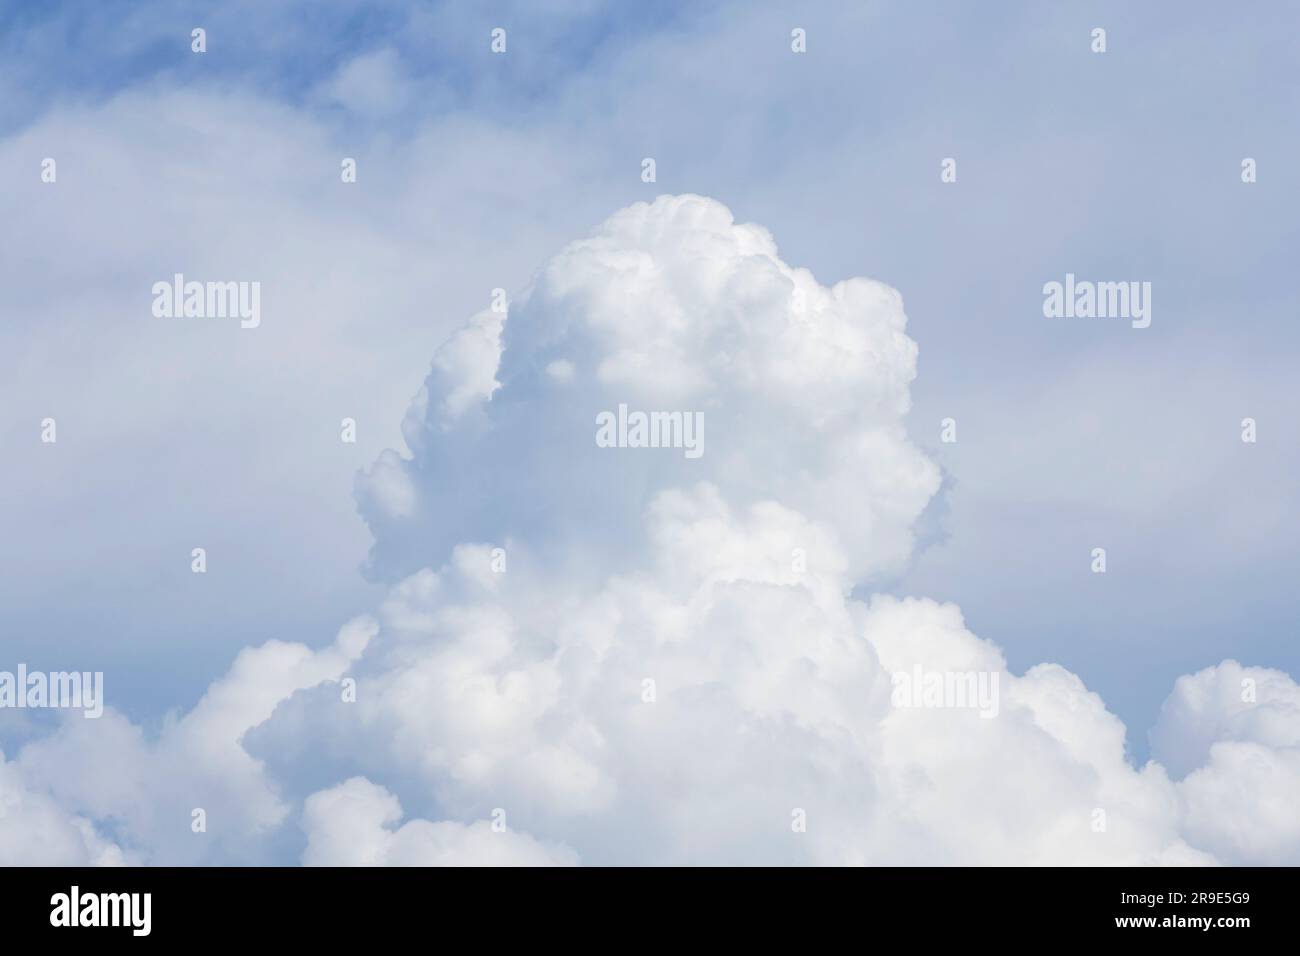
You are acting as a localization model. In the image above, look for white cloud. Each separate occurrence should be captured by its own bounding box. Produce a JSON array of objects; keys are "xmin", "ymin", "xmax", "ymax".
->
[
  {"xmin": 1151, "ymin": 660, "xmax": 1300, "ymax": 865},
  {"xmin": 282, "ymin": 195, "xmax": 1297, "ymax": 865},
  {"xmin": 0, "ymin": 752, "xmax": 130, "ymax": 865},
  {"xmin": 7, "ymin": 195, "xmax": 1297, "ymax": 866},
  {"xmin": 302, "ymin": 777, "xmax": 577, "ymax": 866},
  {"xmin": 13, "ymin": 618, "xmax": 374, "ymax": 864},
  {"xmin": 358, "ymin": 194, "xmax": 941, "ymax": 586},
  {"xmin": 1178, "ymin": 742, "xmax": 1300, "ymax": 865},
  {"xmin": 1150, "ymin": 660, "xmax": 1300, "ymax": 779}
]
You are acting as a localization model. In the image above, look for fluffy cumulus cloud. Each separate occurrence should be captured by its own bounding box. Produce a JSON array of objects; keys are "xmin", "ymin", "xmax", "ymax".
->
[
  {"xmin": 5, "ymin": 195, "xmax": 1298, "ymax": 865},
  {"xmin": 357, "ymin": 194, "xmax": 939, "ymax": 586},
  {"xmin": 302, "ymin": 777, "xmax": 576, "ymax": 866},
  {"xmin": 0, "ymin": 753, "xmax": 130, "ymax": 866},
  {"xmin": 10, "ymin": 620, "xmax": 374, "ymax": 864},
  {"xmin": 1150, "ymin": 661, "xmax": 1300, "ymax": 865},
  {"xmin": 307, "ymin": 194, "xmax": 1300, "ymax": 865}
]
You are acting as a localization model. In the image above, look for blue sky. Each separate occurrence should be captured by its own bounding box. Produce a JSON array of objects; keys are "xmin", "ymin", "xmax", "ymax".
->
[{"xmin": 2, "ymin": 0, "xmax": 1297, "ymax": 790}]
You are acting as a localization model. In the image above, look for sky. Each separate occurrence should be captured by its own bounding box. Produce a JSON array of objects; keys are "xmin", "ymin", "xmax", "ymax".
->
[{"xmin": 1, "ymin": 0, "xmax": 1298, "ymax": 865}]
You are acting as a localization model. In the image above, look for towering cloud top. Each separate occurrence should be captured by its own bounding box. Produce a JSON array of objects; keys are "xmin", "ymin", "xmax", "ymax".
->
[
  {"xmin": 323, "ymin": 195, "xmax": 1299, "ymax": 865},
  {"xmin": 359, "ymin": 194, "xmax": 941, "ymax": 584}
]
